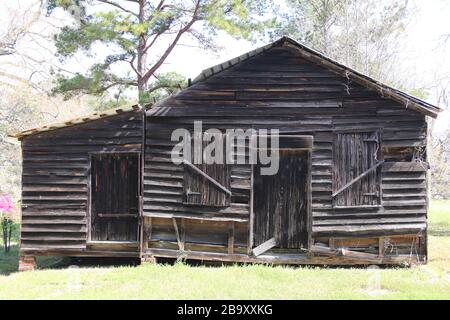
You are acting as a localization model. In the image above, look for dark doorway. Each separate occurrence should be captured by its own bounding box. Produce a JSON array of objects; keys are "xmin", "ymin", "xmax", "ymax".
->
[
  {"xmin": 253, "ymin": 149, "xmax": 310, "ymax": 249},
  {"xmin": 90, "ymin": 153, "xmax": 139, "ymax": 241}
]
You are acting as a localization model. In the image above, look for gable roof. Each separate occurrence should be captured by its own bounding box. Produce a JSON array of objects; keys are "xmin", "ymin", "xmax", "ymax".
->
[
  {"xmin": 192, "ymin": 36, "xmax": 441, "ymax": 118},
  {"xmin": 11, "ymin": 37, "xmax": 441, "ymax": 139}
]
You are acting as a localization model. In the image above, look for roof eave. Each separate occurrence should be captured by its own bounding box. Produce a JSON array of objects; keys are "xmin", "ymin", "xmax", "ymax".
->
[{"xmin": 9, "ymin": 104, "xmax": 146, "ymax": 140}]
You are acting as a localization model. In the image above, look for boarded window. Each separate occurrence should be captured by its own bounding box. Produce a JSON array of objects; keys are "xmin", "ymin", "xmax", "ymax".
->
[
  {"xmin": 183, "ymin": 133, "xmax": 231, "ymax": 207},
  {"xmin": 333, "ymin": 131, "xmax": 382, "ymax": 207}
]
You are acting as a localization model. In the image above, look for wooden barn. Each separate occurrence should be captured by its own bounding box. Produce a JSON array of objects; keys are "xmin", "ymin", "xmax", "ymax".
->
[{"xmin": 11, "ymin": 37, "xmax": 441, "ymax": 270}]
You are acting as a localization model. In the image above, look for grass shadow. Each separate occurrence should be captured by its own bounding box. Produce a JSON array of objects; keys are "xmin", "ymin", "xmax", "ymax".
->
[
  {"xmin": 428, "ymin": 221, "xmax": 450, "ymax": 237},
  {"xmin": 428, "ymin": 228, "xmax": 450, "ymax": 237},
  {"xmin": 0, "ymin": 245, "xmax": 20, "ymax": 275},
  {"xmin": 0, "ymin": 244, "xmax": 69, "ymax": 276}
]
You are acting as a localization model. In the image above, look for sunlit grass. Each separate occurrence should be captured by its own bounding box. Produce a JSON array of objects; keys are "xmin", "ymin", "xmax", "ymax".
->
[{"xmin": 0, "ymin": 201, "xmax": 449, "ymax": 300}]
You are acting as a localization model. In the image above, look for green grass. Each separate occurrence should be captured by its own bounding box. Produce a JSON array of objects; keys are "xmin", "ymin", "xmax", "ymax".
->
[{"xmin": 0, "ymin": 201, "xmax": 449, "ymax": 300}]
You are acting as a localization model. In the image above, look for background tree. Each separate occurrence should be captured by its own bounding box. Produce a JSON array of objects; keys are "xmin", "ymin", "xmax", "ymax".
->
[
  {"xmin": 273, "ymin": 0, "xmax": 410, "ymax": 84},
  {"xmin": 47, "ymin": 0, "xmax": 274, "ymax": 104},
  {"xmin": 0, "ymin": 1, "xmax": 93, "ymax": 201}
]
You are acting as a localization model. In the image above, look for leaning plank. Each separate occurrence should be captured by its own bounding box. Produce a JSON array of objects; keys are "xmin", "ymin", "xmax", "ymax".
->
[
  {"xmin": 332, "ymin": 161, "xmax": 384, "ymax": 197},
  {"xmin": 309, "ymin": 245, "xmax": 339, "ymax": 256},
  {"xmin": 252, "ymin": 237, "xmax": 277, "ymax": 256},
  {"xmin": 310, "ymin": 245, "xmax": 382, "ymax": 263},
  {"xmin": 183, "ymin": 159, "xmax": 232, "ymax": 195},
  {"xmin": 172, "ymin": 218, "xmax": 184, "ymax": 251},
  {"xmin": 340, "ymin": 249, "xmax": 383, "ymax": 263}
]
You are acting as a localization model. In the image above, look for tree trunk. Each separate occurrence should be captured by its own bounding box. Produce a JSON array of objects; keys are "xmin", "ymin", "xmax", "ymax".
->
[{"xmin": 137, "ymin": 0, "xmax": 148, "ymax": 103}]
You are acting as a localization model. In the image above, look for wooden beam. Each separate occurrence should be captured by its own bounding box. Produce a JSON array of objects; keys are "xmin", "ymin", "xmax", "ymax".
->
[
  {"xmin": 181, "ymin": 218, "xmax": 186, "ymax": 250},
  {"xmin": 332, "ymin": 161, "xmax": 384, "ymax": 197},
  {"xmin": 252, "ymin": 238, "xmax": 276, "ymax": 256},
  {"xmin": 248, "ymin": 162, "xmax": 255, "ymax": 254},
  {"xmin": 143, "ymin": 212, "xmax": 248, "ymax": 222},
  {"xmin": 183, "ymin": 160, "xmax": 232, "ymax": 195},
  {"xmin": 97, "ymin": 213, "xmax": 137, "ymax": 218},
  {"xmin": 340, "ymin": 249, "xmax": 383, "ymax": 263},
  {"xmin": 329, "ymin": 238, "xmax": 336, "ymax": 249},
  {"xmin": 228, "ymin": 222, "xmax": 235, "ymax": 255},
  {"xmin": 310, "ymin": 245, "xmax": 383, "ymax": 263},
  {"xmin": 379, "ymin": 237, "xmax": 385, "ymax": 257},
  {"xmin": 144, "ymin": 248, "xmax": 421, "ymax": 265},
  {"xmin": 172, "ymin": 218, "xmax": 184, "ymax": 251}
]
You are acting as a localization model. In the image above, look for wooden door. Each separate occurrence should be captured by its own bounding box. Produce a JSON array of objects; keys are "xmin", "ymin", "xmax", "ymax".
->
[
  {"xmin": 90, "ymin": 153, "xmax": 139, "ymax": 241},
  {"xmin": 253, "ymin": 150, "xmax": 309, "ymax": 249}
]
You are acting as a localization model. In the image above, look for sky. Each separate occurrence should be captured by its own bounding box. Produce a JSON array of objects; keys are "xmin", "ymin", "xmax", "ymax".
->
[{"xmin": 0, "ymin": 0, "xmax": 449, "ymax": 131}]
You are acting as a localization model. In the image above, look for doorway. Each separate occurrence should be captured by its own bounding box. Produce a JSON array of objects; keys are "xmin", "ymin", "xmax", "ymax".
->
[
  {"xmin": 253, "ymin": 136, "xmax": 311, "ymax": 250},
  {"xmin": 90, "ymin": 153, "xmax": 140, "ymax": 242}
]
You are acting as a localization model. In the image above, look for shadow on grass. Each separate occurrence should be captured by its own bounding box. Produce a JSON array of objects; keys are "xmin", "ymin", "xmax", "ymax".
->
[
  {"xmin": 0, "ymin": 245, "xmax": 141, "ymax": 276},
  {"xmin": 0, "ymin": 244, "xmax": 68, "ymax": 276},
  {"xmin": 428, "ymin": 223, "xmax": 450, "ymax": 237},
  {"xmin": 429, "ymin": 229, "xmax": 450, "ymax": 237}
]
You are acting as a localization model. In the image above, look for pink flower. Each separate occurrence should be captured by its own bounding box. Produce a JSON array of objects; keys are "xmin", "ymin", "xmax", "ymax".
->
[{"xmin": 0, "ymin": 194, "xmax": 14, "ymax": 213}]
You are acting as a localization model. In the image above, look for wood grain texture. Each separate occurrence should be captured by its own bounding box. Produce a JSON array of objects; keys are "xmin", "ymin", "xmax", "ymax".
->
[
  {"xmin": 19, "ymin": 42, "xmax": 429, "ymax": 264},
  {"xmin": 20, "ymin": 111, "xmax": 143, "ymax": 253}
]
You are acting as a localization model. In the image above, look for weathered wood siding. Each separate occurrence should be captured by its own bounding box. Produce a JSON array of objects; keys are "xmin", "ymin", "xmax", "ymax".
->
[
  {"xmin": 144, "ymin": 43, "xmax": 427, "ymax": 256},
  {"xmin": 144, "ymin": 119, "xmax": 251, "ymax": 252},
  {"xmin": 20, "ymin": 111, "xmax": 143, "ymax": 255}
]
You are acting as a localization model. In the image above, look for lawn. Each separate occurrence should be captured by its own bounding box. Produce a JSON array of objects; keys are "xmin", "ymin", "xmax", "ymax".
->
[{"xmin": 0, "ymin": 201, "xmax": 449, "ymax": 300}]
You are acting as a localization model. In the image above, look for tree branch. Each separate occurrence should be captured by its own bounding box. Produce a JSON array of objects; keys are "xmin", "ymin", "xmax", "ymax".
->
[
  {"xmin": 96, "ymin": 0, "xmax": 139, "ymax": 17},
  {"xmin": 142, "ymin": 0, "xmax": 201, "ymax": 83},
  {"xmin": 142, "ymin": 32, "xmax": 162, "ymax": 55}
]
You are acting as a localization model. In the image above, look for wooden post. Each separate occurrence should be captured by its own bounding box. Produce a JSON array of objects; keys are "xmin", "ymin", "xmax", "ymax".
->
[
  {"xmin": 143, "ymin": 217, "xmax": 151, "ymax": 252},
  {"xmin": 378, "ymin": 237, "xmax": 386, "ymax": 257},
  {"xmin": 19, "ymin": 255, "xmax": 36, "ymax": 272},
  {"xmin": 172, "ymin": 218, "xmax": 184, "ymax": 251},
  {"xmin": 329, "ymin": 238, "xmax": 336, "ymax": 249},
  {"xmin": 228, "ymin": 222, "xmax": 235, "ymax": 255},
  {"xmin": 181, "ymin": 218, "xmax": 186, "ymax": 249},
  {"xmin": 248, "ymin": 162, "xmax": 254, "ymax": 255}
]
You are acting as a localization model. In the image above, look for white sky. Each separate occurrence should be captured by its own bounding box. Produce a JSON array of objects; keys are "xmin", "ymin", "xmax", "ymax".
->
[{"xmin": 0, "ymin": 0, "xmax": 449, "ymax": 131}]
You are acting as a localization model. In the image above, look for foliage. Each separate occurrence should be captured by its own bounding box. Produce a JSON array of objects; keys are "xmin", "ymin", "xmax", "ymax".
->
[
  {"xmin": 47, "ymin": 0, "xmax": 275, "ymax": 104},
  {"xmin": 429, "ymin": 128, "xmax": 450, "ymax": 199},
  {"xmin": 273, "ymin": 0, "xmax": 411, "ymax": 85},
  {"xmin": 0, "ymin": 194, "xmax": 14, "ymax": 253}
]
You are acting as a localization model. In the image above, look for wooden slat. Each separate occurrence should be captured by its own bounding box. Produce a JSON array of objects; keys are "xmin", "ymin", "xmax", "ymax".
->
[
  {"xmin": 183, "ymin": 159, "xmax": 232, "ymax": 195},
  {"xmin": 252, "ymin": 238, "xmax": 276, "ymax": 256},
  {"xmin": 332, "ymin": 161, "xmax": 384, "ymax": 197}
]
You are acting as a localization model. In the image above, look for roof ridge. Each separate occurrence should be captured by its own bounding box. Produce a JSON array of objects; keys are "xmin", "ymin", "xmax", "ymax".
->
[{"xmin": 190, "ymin": 36, "xmax": 441, "ymax": 118}]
